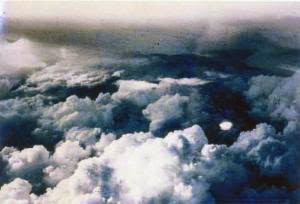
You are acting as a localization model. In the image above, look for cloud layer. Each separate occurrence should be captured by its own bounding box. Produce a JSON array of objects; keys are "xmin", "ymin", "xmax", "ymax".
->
[{"xmin": 0, "ymin": 16, "xmax": 300, "ymax": 203}]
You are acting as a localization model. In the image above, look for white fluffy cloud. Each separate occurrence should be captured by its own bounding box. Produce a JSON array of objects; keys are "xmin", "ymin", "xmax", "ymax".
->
[
  {"xmin": 15, "ymin": 46, "xmax": 149, "ymax": 94},
  {"xmin": 112, "ymin": 80, "xmax": 161, "ymax": 107},
  {"xmin": 93, "ymin": 133, "xmax": 116, "ymax": 156},
  {"xmin": 0, "ymin": 95, "xmax": 45, "ymax": 119},
  {"xmin": 245, "ymin": 72, "xmax": 300, "ymax": 180},
  {"xmin": 35, "ymin": 125, "xmax": 213, "ymax": 204},
  {"xmin": 112, "ymin": 77, "xmax": 206, "ymax": 107},
  {"xmin": 1, "ymin": 32, "xmax": 299, "ymax": 203},
  {"xmin": 65, "ymin": 127, "xmax": 101, "ymax": 146},
  {"xmin": 44, "ymin": 140, "xmax": 90, "ymax": 185},
  {"xmin": 246, "ymin": 72, "xmax": 300, "ymax": 122},
  {"xmin": 197, "ymin": 144, "xmax": 249, "ymax": 195},
  {"xmin": 0, "ymin": 121, "xmax": 297, "ymax": 203},
  {"xmin": 143, "ymin": 94, "xmax": 189, "ymax": 133},
  {"xmin": 0, "ymin": 178, "xmax": 36, "ymax": 204},
  {"xmin": 1, "ymin": 145, "xmax": 50, "ymax": 185},
  {"xmin": 25, "ymin": 67, "xmax": 109, "ymax": 93},
  {"xmin": 39, "ymin": 95, "xmax": 114, "ymax": 132},
  {"xmin": 164, "ymin": 124, "xmax": 208, "ymax": 157},
  {"xmin": 158, "ymin": 77, "xmax": 209, "ymax": 86},
  {"xmin": 231, "ymin": 124, "xmax": 291, "ymax": 176}
]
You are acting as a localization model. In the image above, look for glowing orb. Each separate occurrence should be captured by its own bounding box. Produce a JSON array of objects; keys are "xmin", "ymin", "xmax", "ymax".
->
[{"xmin": 219, "ymin": 121, "xmax": 233, "ymax": 131}]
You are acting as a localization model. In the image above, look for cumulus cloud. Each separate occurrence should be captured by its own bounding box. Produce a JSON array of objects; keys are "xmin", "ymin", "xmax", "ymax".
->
[
  {"xmin": 93, "ymin": 133, "xmax": 116, "ymax": 156},
  {"xmin": 44, "ymin": 140, "xmax": 90, "ymax": 185},
  {"xmin": 245, "ymin": 72, "xmax": 300, "ymax": 185},
  {"xmin": 0, "ymin": 95, "xmax": 44, "ymax": 119},
  {"xmin": 0, "ymin": 95, "xmax": 49, "ymax": 148},
  {"xmin": 0, "ymin": 178, "xmax": 36, "ymax": 204},
  {"xmin": 1, "ymin": 14, "xmax": 300, "ymax": 203},
  {"xmin": 39, "ymin": 95, "xmax": 114, "ymax": 132},
  {"xmin": 21, "ymin": 47, "xmax": 111, "ymax": 93},
  {"xmin": 65, "ymin": 127, "xmax": 101, "ymax": 147},
  {"xmin": 34, "ymin": 125, "xmax": 213, "ymax": 204},
  {"xmin": 0, "ymin": 78, "xmax": 18, "ymax": 99},
  {"xmin": 164, "ymin": 124, "xmax": 208, "ymax": 157},
  {"xmin": 158, "ymin": 78, "xmax": 209, "ymax": 86},
  {"xmin": 34, "ymin": 123, "xmax": 297, "ymax": 203},
  {"xmin": 246, "ymin": 72, "xmax": 300, "ymax": 148},
  {"xmin": 0, "ymin": 145, "xmax": 50, "ymax": 193},
  {"xmin": 12, "ymin": 46, "xmax": 150, "ymax": 95},
  {"xmin": 25, "ymin": 68, "xmax": 109, "ymax": 93},
  {"xmin": 231, "ymin": 124, "xmax": 293, "ymax": 176},
  {"xmin": 112, "ymin": 80, "xmax": 161, "ymax": 107},
  {"xmin": 112, "ymin": 77, "xmax": 207, "ymax": 107},
  {"xmin": 246, "ymin": 71, "xmax": 300, "ymax": 122},
  {"xmin": 197, "ymin": 144, "xmax": 249, "ymax": 199},
  {"xmin": 111, "ymin": 78, "xmax": 209, "ymax": 135},
  {"xmin": 143, "ymin": 94, "xmax": 189, "ymax": 133},
  {"xmin": 1, "ymin": 145, "xmax": 49, "ymax": 176}
]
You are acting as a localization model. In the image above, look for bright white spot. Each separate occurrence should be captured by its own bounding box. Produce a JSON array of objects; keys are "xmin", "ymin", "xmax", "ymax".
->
[{"xmin": 219, "ymin": 121, "xmax": 233, "ymax": 131}]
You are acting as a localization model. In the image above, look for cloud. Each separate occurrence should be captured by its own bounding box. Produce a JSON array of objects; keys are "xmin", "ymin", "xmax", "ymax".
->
[
  {"xmin": 158, "ymin": 78, "xmax": 209, "ymax": 86},
  {"xmin": 112, "ymin": 80, "xmax": 161, "ymax": 107},
  {"xmin": 1, "ymin": 16, "xmax": 300, "ymax": 202},
  {"xmin": 143, "ymin": 94, "xmax": 189, "ymax": 134},
  {"xmin": 93, "ymin": 133, "xmax": 116, "ymax": 156},
  {"xmin": 197, "ymin": 144, "xmax": 249, "ymax": 199},
  {"xmin": 245, "ymin": 72, "xmax": 300, "ymax": 186},
  {"xmin": 1, "ymin": 145, "xmax": 49, "ymax": 175},
  {"xmin": 0, "ymin": 145, "xmax": 50, "ymax": 193},
  {"xmin": 112, "ymin": 77, "xmax": 207, "ymax": 107},
  {"xmin": 35, "ymin": 125, "xmax": 213, "ymax": 204},
  {"xmin": 0, "ymin": 178, "xmax": 36, "ymax": 204},
  {"xmin": 231, "ymin": 124, "xmax": 293, "ymax": 176},
  {"xmin": 0, "ymin": 39, "xmax": 46, "ymax": 76},
  {"xmin": 0, "ymin": 95, "xmax": 47, "ymax": 148},
  {"xmin": 20, "ymin": 47, "xmax": 111, "ymax": 93},
  {"xmin": 44, "ymin": 140, "xmax": 90, "ymax": 186},
  {"xmin": 0, "ymin": 78, "xmax": 16, "ymax": 99},
  {"xmin": 65, "ymin": 127, "xmax": 101, "ymax": 147},
  {"xmin": 111, "ymin": 78, "xmax": 209, "ymax": 135},
  {"xmin": 246, "ymin": 71, "xmax": 300, "ymax": 123},
  {"xmin": 39, "ymin": 95, "xmax": 114, "ymax": 132}
]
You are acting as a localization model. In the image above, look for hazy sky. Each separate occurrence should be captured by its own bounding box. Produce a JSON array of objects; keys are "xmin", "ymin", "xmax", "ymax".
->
[{"xmin": 3, "ymin": 1, "xmax": 300, "ymax": 26}]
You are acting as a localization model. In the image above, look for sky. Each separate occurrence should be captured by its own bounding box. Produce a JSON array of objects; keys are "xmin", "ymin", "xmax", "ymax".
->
[{"xmin": 3, "ymin": 1, "xmax": 300, "ymax": 26}]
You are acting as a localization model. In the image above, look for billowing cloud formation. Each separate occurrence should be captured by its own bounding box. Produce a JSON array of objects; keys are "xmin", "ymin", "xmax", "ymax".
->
[
  {"xmin": 246, "ymin": 72, "xmax": 300, "ymax": 122},
  {"xmin": 39, "ymin": 95, "xmax": 114, "ymax": 132},
  {"xmin": 1, "ymin": 15, "xmax": 300, "ymax": 203},
  {"xmin": 112, "ymin": 80, "xmax": 161, "ymax": 107},
  {"xmin": 44, "ymin": 140, "xmax": 89, "ymax": 186},
  {"xmin": 31, "ymin": 125, "xmax": 213, "ymax": 204},
  {"xmin": 65, "ymin": 127, "xmax": 101, "ymax": 146},
  {"xmin": 143, "ymin": 94, "xmax": 189, "ymax": 133},
  {"xmin": 245, "ymin": 72, "xmax": 300, "ymax": 186},
  {"xmin": 0, "ymin": 145, "xmax": 50, "ymax": 193},
  {"xmin": 22, "ymin": 48, "xmax": 109, "ymax": 93},
  {"xmin": 112, "ymin": 78, "xmax": 206, "ymax": 108},
  {"xmin": 0, "ymin": 178, "xmax": 36, "ymax": 204},
  {"xmin": 0, "ymin": 78, "xmax": 16, "ymax": 99},
  {"xmin": 1, "ymin": 145, "xmax": 49, "ymax": 176}
]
